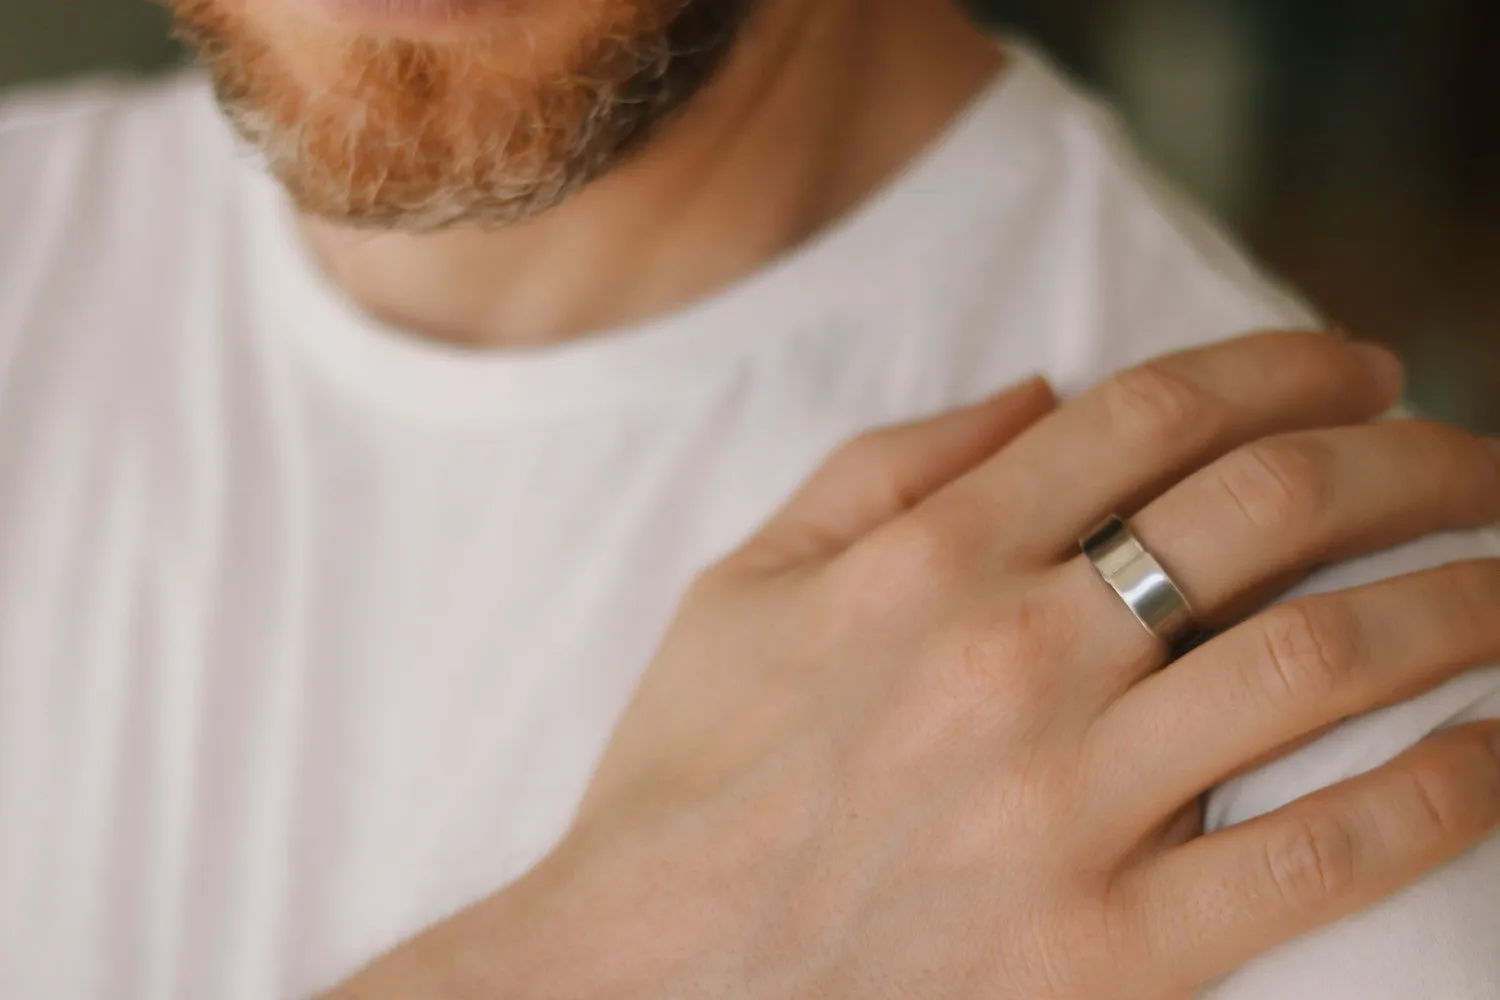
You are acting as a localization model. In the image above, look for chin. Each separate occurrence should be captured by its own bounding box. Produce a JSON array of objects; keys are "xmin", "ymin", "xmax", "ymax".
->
[
  {"xmin": 169, "ymin": 0, "xmax": 752, "ymax": 231},
  {"xmin": 267, "ymin": 0, "xmax": 545, "ymax": 40},
  {"xmin": 201, "ymin": 0, "xmax": 654, "ymax": 90}
]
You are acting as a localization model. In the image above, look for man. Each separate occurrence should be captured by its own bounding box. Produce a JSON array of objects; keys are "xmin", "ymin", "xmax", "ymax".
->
[{"xmin": 0, "ymin": 0, "xmax": 1497, "ymax": 997}]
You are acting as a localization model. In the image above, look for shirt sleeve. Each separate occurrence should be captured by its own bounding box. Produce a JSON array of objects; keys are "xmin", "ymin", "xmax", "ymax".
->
[{"xmin": 1199, "ymin": 525, "xmax": 1500, "ymax": 1000}]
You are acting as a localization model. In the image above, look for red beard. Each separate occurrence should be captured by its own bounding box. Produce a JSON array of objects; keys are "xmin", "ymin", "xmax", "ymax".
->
[{"xmin": 168, "ymin": 0, "xmax": 748, "ymax": 230}]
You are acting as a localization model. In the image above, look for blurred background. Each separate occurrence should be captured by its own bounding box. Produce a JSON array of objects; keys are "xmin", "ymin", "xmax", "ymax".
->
[{"xmin": 0, "ymin": 0, "xmax": 1495, "ymax": 429}]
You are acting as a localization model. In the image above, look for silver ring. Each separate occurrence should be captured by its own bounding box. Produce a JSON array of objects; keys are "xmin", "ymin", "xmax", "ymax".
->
[{"xmin": 1081, "ymin": 515, "xmax": 1194, "ymax": 647}]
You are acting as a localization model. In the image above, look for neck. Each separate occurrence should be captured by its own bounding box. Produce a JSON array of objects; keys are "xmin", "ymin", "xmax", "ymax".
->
[{"xmin": 301, "ymin": 0, "xmax": 1003, "ymax": 350}]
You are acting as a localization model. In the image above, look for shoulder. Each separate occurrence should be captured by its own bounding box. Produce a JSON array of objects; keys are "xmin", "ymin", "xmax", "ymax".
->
[
  {"xmin": 1007, "ymin": 45, "xmax": 1320, "ymax": 370},
  {"xmin": 0, "ymin": 69, "xmax": 223, "ymax": 156},
  {"xmin": 0, "ymin": 70, "xmax": 225, "ymax": 185},
  {"xmin": 0, "ymin": 71, "xmax": 239, "ymax": 337},
  {"xmin": 0, "ymin": 72, "xmax": 247, "ymax": 429},
  {"xmin": 898, "ymin": 42, "xmax": 1318, "ymax": 403},
  {"xmin": 0, "ymin": 71, "xmax": 234, "ymax": 277}
]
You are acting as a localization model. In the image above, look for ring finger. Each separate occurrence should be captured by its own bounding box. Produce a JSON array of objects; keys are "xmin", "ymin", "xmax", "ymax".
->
[{"xmin": 1060, "ymin": 418, "xmax": 1500, "ymax": 677}]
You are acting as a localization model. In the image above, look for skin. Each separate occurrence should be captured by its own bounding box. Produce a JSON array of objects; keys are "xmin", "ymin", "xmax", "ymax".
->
[
  {"xmin": 321, "ymin": 333, "xmax": 1500, "ymax": 999},
  {"xmin": 159, "ymin": 0, "xmax": 1500, "ymax": 994}
]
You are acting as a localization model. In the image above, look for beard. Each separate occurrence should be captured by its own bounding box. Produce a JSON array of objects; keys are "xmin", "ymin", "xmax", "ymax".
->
[{"xmin": 168, "ymin": 0, "xmax": 751, "ymax": 232}]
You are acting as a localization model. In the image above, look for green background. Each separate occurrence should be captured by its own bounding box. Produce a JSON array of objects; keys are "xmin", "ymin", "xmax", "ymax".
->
[{"xmin": 0, "ymin": 3, "xmax": 180, "ymax": 86}]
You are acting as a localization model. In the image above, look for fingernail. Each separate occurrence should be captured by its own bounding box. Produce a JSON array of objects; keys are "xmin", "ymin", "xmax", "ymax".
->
[{"xmin": 1354, "ymin": 342, "xmax": 1404, "ymax": 397}]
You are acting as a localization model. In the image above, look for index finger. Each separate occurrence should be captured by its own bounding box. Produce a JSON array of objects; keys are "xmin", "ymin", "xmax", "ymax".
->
[{"xmin": 924, "ymin": 331, "xmax": 1403, "ymax": 561}]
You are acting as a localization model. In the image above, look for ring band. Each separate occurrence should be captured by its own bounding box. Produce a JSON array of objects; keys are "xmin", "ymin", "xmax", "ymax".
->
[{"xmin": 1081, "ymin": 515, "xmax": 1194, "ymax": 647}]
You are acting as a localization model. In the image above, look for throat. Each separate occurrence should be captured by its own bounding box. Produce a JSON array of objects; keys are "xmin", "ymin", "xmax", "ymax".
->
[{"xmin": 297, "ymin": 0, "xmax": 1005, "ymax": 351}]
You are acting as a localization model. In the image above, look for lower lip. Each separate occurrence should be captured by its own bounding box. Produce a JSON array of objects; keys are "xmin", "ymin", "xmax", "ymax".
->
[{"xmin": 301, "ymin": 0, "xmax": 515, "ymax": 32}]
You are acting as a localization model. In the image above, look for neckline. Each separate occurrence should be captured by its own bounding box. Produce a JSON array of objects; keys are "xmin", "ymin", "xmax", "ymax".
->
[{"xmin": 243, "ymin": 40, "xmax": 1052, "ymax": 427}]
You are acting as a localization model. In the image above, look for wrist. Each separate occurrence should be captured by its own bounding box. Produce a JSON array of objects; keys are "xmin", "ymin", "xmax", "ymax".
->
[
  {"xmin": 321, "ymin": 821, "xmax": 751, "ymax": 1000},
  {"xmin": 316, "ymin": 842, "xmax": 606, "ymax": 999}
]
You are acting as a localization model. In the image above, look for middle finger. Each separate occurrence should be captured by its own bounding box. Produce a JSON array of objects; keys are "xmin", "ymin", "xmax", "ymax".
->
[{"xmin": 926, "ymin": 331, "xmax": 1402, "ymax": 561}]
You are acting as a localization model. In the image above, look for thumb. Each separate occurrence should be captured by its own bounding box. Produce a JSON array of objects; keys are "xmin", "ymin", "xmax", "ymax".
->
[{"xmin": 741, "ymin": 377, "xmax": 1058, "ymax": 571}]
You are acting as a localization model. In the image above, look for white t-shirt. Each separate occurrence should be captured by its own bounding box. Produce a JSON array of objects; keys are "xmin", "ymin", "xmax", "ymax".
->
[{"xmin": 0, "ymin": 42, "xmax": 1496, "ymax": 1000}]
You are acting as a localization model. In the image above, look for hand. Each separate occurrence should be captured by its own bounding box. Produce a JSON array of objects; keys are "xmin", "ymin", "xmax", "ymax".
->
[{"xmin": 327, "ymin": 332, "xmax": 1500, "ymax": 1000}]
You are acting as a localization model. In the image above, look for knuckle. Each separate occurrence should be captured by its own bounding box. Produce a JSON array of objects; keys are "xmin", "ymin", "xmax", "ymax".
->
[
  {"xmin": 1442, "ymin": 560, "xmax": 1500, "ymax": 646},
  {"xmin": 1264, "ymin": 814, "xmax": 1359, "ymax": 909},
  {"xmin": 1043, "ymin": 899, "xmax": 1128, "ymax": 995},
  {"xmin": 1219, "ymin": 437, "xmax": 1331, "ymax": 533},
  {"xmin": 681, "ymin": 558, "xmax": 739, "ymax": 605},
  {"xmin": 1094, "ymin": 882, "xmax": 1191, "ymax": 998},
  {"xmin": 1395, "ymin": 762, "xmax": 1476, "ymax": 839},
  {"xmin": 1405, "ymin": 738, "xmax": 1500, "ymax": 837},
  {"xmin": 1097, "ymin": 879, "xmax": 1154, "ymax": 971},
  {"xmin": 867, "ymin": 513, "xmax": 971, "ymax": 595},
  {"xmin": 1098, "ymin": 363, "xmax": 1208, "ymax": 448},
  {"xmin": 928, "ymin": 594, "xmax": 1068, "ymax": 715},
  {"xmin": 827, "ymin": 429, "xmax": 898, "ymax": 486},
  {"xmin": 1258, "ymin": 601, "xmax": 1363, "ymax": 706}
]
